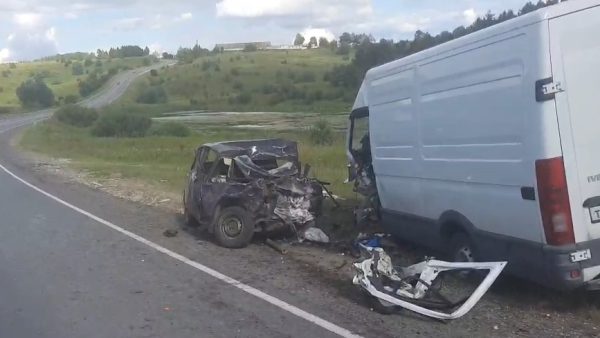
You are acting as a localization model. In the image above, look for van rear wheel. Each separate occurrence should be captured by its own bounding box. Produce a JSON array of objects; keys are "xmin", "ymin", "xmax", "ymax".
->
[{"xmin": 449, "ymin": 232, "xmax": 476, "ymax": 263}]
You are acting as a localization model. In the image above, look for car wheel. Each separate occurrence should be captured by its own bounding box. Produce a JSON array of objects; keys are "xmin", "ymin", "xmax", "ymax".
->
[{"xmin": 213, "ymin": 206, "xmax": 254, "ymax": 249}]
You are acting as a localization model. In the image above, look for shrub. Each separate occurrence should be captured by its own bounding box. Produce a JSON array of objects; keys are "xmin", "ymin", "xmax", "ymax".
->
[
  {"xmin": 230, "ymin": 68, "xmax": 240, "ymax": 76},
  {"xmin": 309, "ymin": 119, "xmax": 334, "ymax": 146},
  {"xmin": 232, "ymin": 81, "xmax": 244, "ymax": 90},
  {"xmin": 84, "ymin": 58, "xmax": 93, "ymax": 67},
  {"xmin": 136, "ymin": 85, "xmax": 168, "ymax": 104},
  {"xmin": 150, "ymin": 122, "xmax": 191, "ymax": 137},
  {"xmin": 63, "ymin": 95, "xmax": 79, "ymax": 104},
  {"xmin": 150, "ymin": 69, "xmax": 158, "ymax": 76},
  {"xmin": 229, "ymin": 92, "xmax": 252, "ymax": 104},
  {"xmin": 262, "ymin": 84, "xmax": 276, "ymax": 95},
  {"xmin": 55, "ymin": 104, "xmax": 98, "ymax": 127},
  {"xmin": 72, "ymin": 63, "xmax": 84, "ymax": 75},
  {"xmin": 16, "ymin": 78, "xmax": 55, "ymax": 107},
  {"xmin": 299, "ymin": 71, "xmax": 316, "ymax": 83},
  {"xmin": 91, "ymin": 112, "xmax": 152, "ymax": 137}
]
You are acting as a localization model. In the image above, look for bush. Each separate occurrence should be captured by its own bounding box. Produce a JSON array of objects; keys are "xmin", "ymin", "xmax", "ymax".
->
[
  {"xmin": 230, "ymin": 68, "xmax": 240, "ymax": 76},
  {"xmin": 91, "ymin": 112, "xmax": 152, "ymax": 137},
  {"xmin": 136, "ymin": 85, "xmax": 168, "ymax": 104},
  {"xmin": 55, "ymin": 104, "xmax": 98, "ymax": 127},
  {"xmin": 150, "ymin": 122, "xmax": 191, "ymax": 137},
  {"xmin": 63, "ymin": 95, "xmax": 79, "ymax": 104},
  {"xmin": 232, "ymin": 92, "xmax": 252, "ymax": 105},
  {"xmin": 16, "ymin": 78, "xmax": 55, "ymax": 107},
  {"xmin": 72, "ymin": 63, "xmax": 84, "ymax": 75},
  {"xmin": 232, "ymin": 81, "xmax": 244, "ymax": 90},
  {"xmin": 150, "ymin": 69, "xmax": 158, "ymax": 76},
  {"xmin": 309, "ymin": 119, "xmax": 334, "ymax": 146},
  {"xmin": 299, "ymin": 71, "xmax": 316, "ymax": 83}
]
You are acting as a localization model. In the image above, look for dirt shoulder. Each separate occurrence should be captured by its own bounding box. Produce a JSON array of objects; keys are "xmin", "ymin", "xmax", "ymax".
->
[{"xmin": 8, "ymin": 127, "xmax": 600, "ymax": 337}]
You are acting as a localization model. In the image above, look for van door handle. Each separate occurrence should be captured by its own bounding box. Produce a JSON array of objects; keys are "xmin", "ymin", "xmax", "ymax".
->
[{"xmin": 521, "ymin": 187, "xmax": 536, "ymax": 201}]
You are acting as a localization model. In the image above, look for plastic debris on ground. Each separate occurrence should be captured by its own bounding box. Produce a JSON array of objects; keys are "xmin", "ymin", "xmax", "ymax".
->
[{"xmin": 352, "ymin": 243, "xmax": 507, "ymax": 320}]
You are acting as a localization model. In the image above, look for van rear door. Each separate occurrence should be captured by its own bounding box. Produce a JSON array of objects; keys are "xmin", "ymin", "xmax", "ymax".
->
[{"xmin": 549, "ymin": 5, "xmax": 600, "ymax": 241}]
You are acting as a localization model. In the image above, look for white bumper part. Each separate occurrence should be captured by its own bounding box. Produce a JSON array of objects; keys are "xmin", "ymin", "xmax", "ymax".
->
[{"xmin": 353, "ymin": 249, "xmax": 507, "ymax": 320}]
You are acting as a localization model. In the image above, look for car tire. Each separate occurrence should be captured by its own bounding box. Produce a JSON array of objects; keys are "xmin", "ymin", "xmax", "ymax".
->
[{"xmin": 213, "ymin": 206, "xmax": 254, "ymax": 249}]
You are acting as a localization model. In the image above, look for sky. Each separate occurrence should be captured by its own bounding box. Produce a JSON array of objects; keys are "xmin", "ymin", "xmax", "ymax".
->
[{"xmin": 0, "ymin": 0, "xmax": 538, "ymax": 62}]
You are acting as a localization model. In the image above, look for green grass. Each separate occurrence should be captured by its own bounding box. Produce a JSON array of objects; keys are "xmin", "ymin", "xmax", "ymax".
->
[
  {"xmin": 20, "ymin": 121, "xmax": 355, "ymax": 199},
  {"xmin": 115, "ymin": 49, "xmax": 354, "ymax": 115},
  {"xmin": 0, "ymin": 57, "xmax": 152, "ymax": 111},
  {"xmin": 19, "ymin": 49, "xmax": 358, "ymax": 203}
]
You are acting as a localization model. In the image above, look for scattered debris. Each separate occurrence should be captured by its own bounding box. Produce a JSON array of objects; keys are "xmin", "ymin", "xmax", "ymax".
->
[
  {"xmin": 159, "ymin": 198, "xmax": 171, "ymax": 203},
  {"xmin": 352, "ymin": 246, "xmax": 507, "ymax": 320},
  {"xmin": 163, "ymin": 229, "xmax": 178, "ymax": 238},
  {"xmin": 301, "ymin": 227, "xmax": 330, "ymax": 243},
  {"xmin": 266, "ymin": 238, "xmax": 288, "ymax": 255}
]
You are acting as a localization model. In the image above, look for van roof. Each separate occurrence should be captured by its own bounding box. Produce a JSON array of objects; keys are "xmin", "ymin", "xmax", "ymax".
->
[{"xmin": 366, "ymin": 0, "xmax": 600, "ymax": 80}]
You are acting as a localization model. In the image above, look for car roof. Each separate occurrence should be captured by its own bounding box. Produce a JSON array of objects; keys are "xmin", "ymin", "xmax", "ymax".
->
[{"xmin": 201, "ymin": 138, "xmax": 299, "ymax": 159}]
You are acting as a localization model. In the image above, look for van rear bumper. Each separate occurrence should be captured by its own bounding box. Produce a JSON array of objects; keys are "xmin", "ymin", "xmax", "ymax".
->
[{"xmin": 541, "ymin": 238, "xmax": 600, "ymax": 290}]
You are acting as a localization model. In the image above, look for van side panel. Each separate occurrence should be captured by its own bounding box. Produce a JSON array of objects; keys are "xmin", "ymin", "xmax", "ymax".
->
[
  {"xmin": 417, "ymin": 29, "xmax": 539, "ymax": 242},
  {"xmin": 369, "ymin": 22, "xmax": 560, "ymax": 244}
]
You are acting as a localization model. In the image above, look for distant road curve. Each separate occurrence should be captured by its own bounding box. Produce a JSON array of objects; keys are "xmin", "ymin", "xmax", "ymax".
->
[{"xmin": 0, "ymin": 60, "xmax": 176, "ymax": 131}]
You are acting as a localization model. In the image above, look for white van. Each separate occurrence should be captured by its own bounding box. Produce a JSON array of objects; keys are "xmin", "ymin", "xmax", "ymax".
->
[{"xmin": 347, "ymin": 0, "xmax": 600, "ymax": 290}]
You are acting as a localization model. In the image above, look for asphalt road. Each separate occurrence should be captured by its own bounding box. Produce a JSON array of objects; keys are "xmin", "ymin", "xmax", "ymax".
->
[{"xmin": 0, "ymin": 64, "xmax": 351, "ymax": 338}]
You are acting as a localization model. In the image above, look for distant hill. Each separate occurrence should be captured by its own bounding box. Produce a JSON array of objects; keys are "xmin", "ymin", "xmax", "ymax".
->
[{"xmin": 117, "ymin": 49, "xmax": 353, "ymax": 114}]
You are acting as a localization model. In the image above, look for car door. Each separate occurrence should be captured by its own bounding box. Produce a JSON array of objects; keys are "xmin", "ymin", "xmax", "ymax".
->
[{"xmin": 187, "ymin": 147, "xmax": 218, "ymax": 221}]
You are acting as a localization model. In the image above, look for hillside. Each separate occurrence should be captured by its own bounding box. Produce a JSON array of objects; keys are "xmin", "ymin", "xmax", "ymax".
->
[
  {"xmin": 0, "ymin": 57, "xmax": 152, "ymax": 113},
  {"xmin": 115, "ymin": 49, "xmax": 354, "ymax": 115}
]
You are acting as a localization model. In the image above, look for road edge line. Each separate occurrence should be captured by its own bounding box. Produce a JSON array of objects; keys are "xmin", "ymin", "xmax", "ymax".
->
[{"xmin": 0, "ymin": 163, "xmax": 362, "ymax": 338}]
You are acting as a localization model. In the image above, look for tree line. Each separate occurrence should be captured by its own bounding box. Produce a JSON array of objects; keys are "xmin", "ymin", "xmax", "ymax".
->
[
  {"xmin": 96, "ymin": 45, "xmax": 151, "ymax": 58},
  {"xmin": 326, "ymin": 0, "xmax": 565, "ymax": 91}
]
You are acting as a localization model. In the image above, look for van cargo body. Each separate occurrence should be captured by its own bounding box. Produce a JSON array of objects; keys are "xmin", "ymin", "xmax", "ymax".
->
[{"xmin": 347, "ymin": 0, "xmax": 600, "ymax": 290}]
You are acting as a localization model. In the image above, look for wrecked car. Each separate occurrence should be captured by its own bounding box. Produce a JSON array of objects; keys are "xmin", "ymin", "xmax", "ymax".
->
[{"xmin": 183, "ymin": 139, "xmax": 323, "ymax": 248}]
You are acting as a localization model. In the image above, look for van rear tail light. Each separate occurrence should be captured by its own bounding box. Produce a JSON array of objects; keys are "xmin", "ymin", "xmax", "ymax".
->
[{"xmin": 536, "ymin": 157, "xmax": 575, "ymax": 246}]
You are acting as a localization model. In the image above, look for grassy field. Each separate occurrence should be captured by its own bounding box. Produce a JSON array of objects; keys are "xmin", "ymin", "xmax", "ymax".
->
[
  {"xmin": 113, "ymin": 49, "xmax": 354, "ymax": 115},
  {"xmin": 0, "ymin": 57, "xmax": 152, "ymax": 112},
  {"xmin": 20, "ymin": 49, "xmax": 358, "ymax": 204},
  {"xmin": 21, "ymin": 119, "xmax": 355, "ymax": 199}
]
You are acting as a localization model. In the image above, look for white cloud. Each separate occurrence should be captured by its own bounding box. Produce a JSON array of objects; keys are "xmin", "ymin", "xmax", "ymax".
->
[
  {"xmin": 112, "ymin": 17, "xmax": 145, "ymax": 31},
  {"xmin": 299, "ymin": 28, "xmax": 334, "ymax": 44},
  {"xmin": 216, "ymin": 0, "xmax": 309, "ymax": 18},
  {"xmin": 215, "ymin": 0, "xmax": 373, "ymax": 27},
  {"xmin": 14, "ymin": 13, "xmax": 42, "ymax": 28},
  {"xmin": 463, "ymin": 8, "xmax": 478, "ymax": 25},
  {"xmin": 0, "ymin": 48, "xmax": 10, "ymax": 63},
  {"xmin": 180, "ymin": 12, "xmax": 193, "ymax": 21}
]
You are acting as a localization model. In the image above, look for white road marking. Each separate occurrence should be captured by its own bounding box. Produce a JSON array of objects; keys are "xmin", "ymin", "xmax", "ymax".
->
[{"xmin": 0, "ymin": 159, "xmax": 361, "ymax": 338}]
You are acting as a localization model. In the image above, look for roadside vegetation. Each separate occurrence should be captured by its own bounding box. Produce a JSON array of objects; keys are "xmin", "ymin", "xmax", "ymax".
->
[
  {"xmin": 0, "ymin": 55, "xmax": 154, "ymax": 114},
  {"xmin": 21, "ymin": 117, "xmax": 351, "ymax": 198}
]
